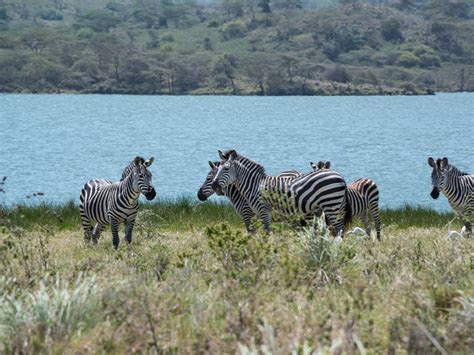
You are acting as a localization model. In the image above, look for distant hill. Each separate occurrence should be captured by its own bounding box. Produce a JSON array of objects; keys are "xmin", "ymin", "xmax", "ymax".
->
[{"xmin": 0, "ymin": 0, "xmax": 473, "ymax": 95}]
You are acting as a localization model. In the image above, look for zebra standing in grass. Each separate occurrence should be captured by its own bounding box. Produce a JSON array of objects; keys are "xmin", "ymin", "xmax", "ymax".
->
[
  {"xmin": 428, "ymin": 157, "xmax": 473, "ymax": 236},
  {"xmin": 212, "ymin": 150, "xmax": 351, "ymax": 235},
  {"xmin": 79, "ymin": 156, "xmax": 156, "ymax": 248},
  {"xmin": 311, "ymin": 160, "xmax": 382, "ymax": 240},
  {"xmin": 197, "ymin": 160, "xmax": 300, "ymax": 232}
]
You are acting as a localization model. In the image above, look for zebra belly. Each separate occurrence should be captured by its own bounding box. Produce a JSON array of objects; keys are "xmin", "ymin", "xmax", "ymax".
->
[{"xmin": 80, "ymin": 179, "xmax": 114, "ymax": 225}]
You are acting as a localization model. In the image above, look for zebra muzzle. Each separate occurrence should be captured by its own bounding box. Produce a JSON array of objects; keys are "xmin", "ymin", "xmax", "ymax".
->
[
  {"xmin": 145, "ymin": 187, "xmax": 156, "ymax": 200},
  {"xmin": 197, "ymin": 190, "xmax": 208, "ymax": 201},
  {"xmin": 430, "ymin": 187, "xmax": 440, "ymax": 199}
]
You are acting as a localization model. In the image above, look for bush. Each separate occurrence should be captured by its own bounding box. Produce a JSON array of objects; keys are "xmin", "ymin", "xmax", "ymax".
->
[
  {"xmin": 38, "ymin": 9, "xmax": 63, "ymax": 21},
  {"xmin": 325, "ymin": 65, "xmax": 352, "ymax": 83},
  {"xmin": 418, "ymin": 53, "xmax": 441, "ymax": 68},
  {"xmin": 221, "ymin": 20, "xmax": 247, "ymax": 40},
  {"xmin": 398, "ymin": 51, "xmax": 420, "ymax": 68},
  {"xmin": 381, "ymin": 17, "xmax": 403, "ymax": 42}
]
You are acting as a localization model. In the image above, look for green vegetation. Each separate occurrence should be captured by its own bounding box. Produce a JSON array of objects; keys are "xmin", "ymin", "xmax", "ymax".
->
[
  {"xmin": 1, "ymin": 200, "xmax": 473, "ymax": 353},
  {"xmin": 0, "ymin": 0, "xmax": 473, "ymax": 95}
]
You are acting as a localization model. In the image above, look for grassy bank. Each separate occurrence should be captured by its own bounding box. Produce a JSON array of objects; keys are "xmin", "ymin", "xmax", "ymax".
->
[
  {"xmin": 0, "ymin": 201, "xmax": 472, "ymax": 353},
  {"xmin": 0, "ymin": 198, "xmax": 460, "ymax": 231}
]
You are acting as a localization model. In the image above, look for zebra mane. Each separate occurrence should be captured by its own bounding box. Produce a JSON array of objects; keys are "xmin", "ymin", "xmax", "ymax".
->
[
  {"xmin": 232, "ymin": 153, "xmax": 266, "ymax": 176},
  {"xmin": 448, "ymin": 163, "xmax": 470, "ymax": 176}
]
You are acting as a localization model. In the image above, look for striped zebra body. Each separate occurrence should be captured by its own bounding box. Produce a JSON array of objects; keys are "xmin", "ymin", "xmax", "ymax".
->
[
  {"xmin": 197, "ymin": 160, "xmax": 300, "ymax": 232},
  {"xmin": 212, "ymin": 150, "xmax": 350, "ymax": 235},
  {"xmin": 311, "ymin": 160, "xmax": 382, "ymax": 240},
  {"xmin": 428, "ymin": 157, "xmax": 473, "ymax": 235},
  {"xmin": 80, "ymin": 156, "xmax": 156, "ymax": 248}
]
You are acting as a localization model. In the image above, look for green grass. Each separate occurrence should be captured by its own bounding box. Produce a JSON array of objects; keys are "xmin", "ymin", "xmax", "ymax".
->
[
  {"xmin": 0, "ymin": 201, "xmax": 472, "ymax": 353},
  {"xmin": 0, "ymin": 199, "xmax": 459, "ymax": 232}
]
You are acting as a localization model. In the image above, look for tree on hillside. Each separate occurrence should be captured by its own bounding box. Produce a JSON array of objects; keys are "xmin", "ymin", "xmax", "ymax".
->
[
  {"xmin": 258, "ymin": 0, "xmax": 271, "ymax": 13},
  {"xmin": 246, "ymin": 61, "xmax": 267, "ymax": 95},
  {"xmin": 213, "ymin": 54, "xmax": 238, "ymax": 94},
  {"xmin": 78, "ymin": 10, "xmax": 121, "ymax": 33}
]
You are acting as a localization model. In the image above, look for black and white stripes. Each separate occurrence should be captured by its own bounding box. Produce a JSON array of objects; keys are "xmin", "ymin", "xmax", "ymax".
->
[
  {"xmin": 211, "ymin": 150, "xmax": 351, "ymax": 235},
  {"xmin": 197, "ymin": 160, "xmax": 300, "ymax": 232},
  {"xmin": 428, "ymin": 157, "xmax": 473, "ymax": 236},
  {"xmin": 311, "ymin": 160, "xmax": 382, "ymax": 240},
  {"xmin": 79, "ymin": 156, "xmax": 156, "ymax": 248}
]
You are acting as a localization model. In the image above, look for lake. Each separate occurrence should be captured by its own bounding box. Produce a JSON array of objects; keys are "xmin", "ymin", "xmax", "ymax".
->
[{"xmin": 0, "ymin": 93, "xmax": 473, "ymax": 210}]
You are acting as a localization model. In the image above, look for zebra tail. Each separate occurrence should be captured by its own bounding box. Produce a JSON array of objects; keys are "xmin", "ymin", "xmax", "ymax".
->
[{"xmin": 343, "ymin": 188, "xmax": 352, "ymax": 228}]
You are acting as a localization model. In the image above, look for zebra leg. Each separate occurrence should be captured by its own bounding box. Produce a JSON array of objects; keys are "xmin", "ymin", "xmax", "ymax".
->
[
  {"xmin": 464, "ymin": 220, "xmax": 472, "ymax": 237},
  {"xmin": 370, "ymin": 205, "xmax": 382, "ymax": 241},
  {"xmin": 80, "ymin": 214, "xmax": 93, "ymax": 243},
  {"xmin": 110, "ymin": 219, "xmax": 120, "ymax": 249},
  {"xmin": 361, "ymin": 211, "xmax": 371, "ymax": 237},
  {"xmin": 125, "ymin": 220, "xmax": 135, "ymax": 244},
  {"xmin": 92, "ymin": 223, "xmax": 105, "ymax": 244}
]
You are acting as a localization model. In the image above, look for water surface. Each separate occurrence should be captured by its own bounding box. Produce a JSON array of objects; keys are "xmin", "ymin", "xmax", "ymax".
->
[{"xmin": 1, "ymin": 93, "xmax": 472, "ymax": 210}]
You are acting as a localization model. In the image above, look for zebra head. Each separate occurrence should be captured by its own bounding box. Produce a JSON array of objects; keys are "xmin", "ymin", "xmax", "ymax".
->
[
  {"xmin": 197, "ymin": 161, "xmax": 221, "ymax": 201},
  {"xmin": 131, "ymin": 156, "xmax": 156, "ymax": 200},
  {"xmin": 212, "ymin": 150, "xmax": 239, "ymax": 195},
  {"xmin": 428, "ymin": 157, "xmax": 448, "ymax": 199},
  {"xmin": 121, "ymin": 156, "xmax": 155, "ymax": 181},
  {"xmin": 310, "ymin": 160, "xmax": 331, "ymax": 171}
]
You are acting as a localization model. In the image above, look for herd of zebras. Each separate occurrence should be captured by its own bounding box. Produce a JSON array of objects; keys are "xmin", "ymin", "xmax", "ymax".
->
[{"xmin": 80, "ymin": 151, "xmax": 473, "ymax": 248}]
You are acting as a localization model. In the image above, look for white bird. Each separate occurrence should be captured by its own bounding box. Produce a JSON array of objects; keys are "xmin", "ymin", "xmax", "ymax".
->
[
  {"xmin": 447, "ymin": 226, "xmax": 468, "ymax": 238},
  {"xmin": 447, "ymin": 230, "xmax": 463, "ymax": 238},
  {"xmin": 347, "ymin": 227, "xmax": 369, "ymax": 238}
]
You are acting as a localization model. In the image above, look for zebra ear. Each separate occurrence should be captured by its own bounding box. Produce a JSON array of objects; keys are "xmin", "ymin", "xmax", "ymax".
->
[
  {"xmin": 441, "ymin": 157, "xmax": 449, "ymax": 168},
  {"xmin": 218, "ymin": 150, "xmax": 226, "ymax": 160},
  {"xmin": 310, "ymin": 162, "xmax": 316, "ymax": 170},
  {"xmin": 145, "ymin": 157, "xmax": 154, "ymax": 167},
  {"xmin": 325, "ymin": 161, "xmax": 331, "ymax": 169},
  {"xmin": 134, "ymin": 156, "xmax": 143, "ymax": 166},
  {"xmin": 208, "ymin": 161, "xmax": 217, "ymax": 169},
  {"xmin": 317, "ymin": 161, "xmax": 325, "ymax": 169},
  {"xmin": 428, "ymin": 157, "xmax": 435, "ymax": 167},
  {"xmin": 228, "ymin": 150, "xmax": 237, "ymax": 160}
]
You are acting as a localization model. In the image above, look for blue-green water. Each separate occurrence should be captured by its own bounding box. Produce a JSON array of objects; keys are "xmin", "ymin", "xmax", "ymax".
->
[{"xmin": 0, "ymin": 93, "xmax": 473, "ymax": 210}]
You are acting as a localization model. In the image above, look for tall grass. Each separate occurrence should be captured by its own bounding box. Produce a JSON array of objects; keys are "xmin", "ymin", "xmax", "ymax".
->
[{"xmin": 0, "ymin": 274, "xmax": 102, "ymax": 353}]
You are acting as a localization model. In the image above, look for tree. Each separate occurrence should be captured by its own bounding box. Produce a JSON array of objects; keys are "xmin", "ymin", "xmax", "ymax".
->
[
  {"xmin": 381, "ymin": 18, "xmax": 403, "ymax": 42},
  {"xmin": 258, "ymin": 0, "xmax": 271, "ymax": 13},
  {"xmin": 213, "ymin": 55, "xmax": 238, "ymax": 94},
  {"xmin": 79, "ymin": 10, "xmax": 121, "ymax": 32},
  {"xmin": 246, "ymin": 61, "xmax": 267, "ymax": 95}
]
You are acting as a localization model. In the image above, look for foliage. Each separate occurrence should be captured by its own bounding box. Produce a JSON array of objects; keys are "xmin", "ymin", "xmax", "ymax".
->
[
  {"xmin": 0, "ymin": 1, "xmax": 472, "ymax": 94},
  {"xmin": 0, "ymin": 200, "xmax": 472, "ymax": 353}
]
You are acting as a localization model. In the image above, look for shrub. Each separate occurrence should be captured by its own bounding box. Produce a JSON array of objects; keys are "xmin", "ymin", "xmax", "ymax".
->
[
  {"xmin": 161, "ymin": 33, "xmax": 174, "ymax": 42},
  {"xmin": 38, "ymin": 9, "xmax": 63, "ymax": 21},
  {"xmin": 221, "ymin": 20, "xmax": 247, "ymax": 40},
  {"xmin": 325, "ymin": 65, "xmax": 352, "ymax": 83},
  {"xmin": 381, "ymin": 17, "xmax": 403, "ymax": 42},
  {"xmin": 398, "ymin": 51, "xmax": 420, "ymax": 68},
  {"xmin": 0, "ymin": 275, "xmax": 102, "ymax": 352},
  {"xmin": 418, "ymin": 53, "xmax": 441, "ymax": 68}
]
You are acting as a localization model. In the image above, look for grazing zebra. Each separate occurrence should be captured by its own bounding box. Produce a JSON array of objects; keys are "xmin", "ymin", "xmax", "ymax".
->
[
  {"xmin": 79, "ymin": 156, "xmax": 156, "ymax": 248},
  {"xmin": 428, "ymin": 157, "xmax": 473, "ymax": 236},
  {"xmin": 212, "ymin": 150, "xmax": 351, "ymax": 235},
  {"xmin": 311, "ymin": 160, "xmax": 382, "ymax": 240},
  {"xmin": 121, "ymin": 157, "xmax": 154, "ymax": 180},
  {"xmin": 197, "ymin": 160, "xmax": 300, "ymax": 232}
]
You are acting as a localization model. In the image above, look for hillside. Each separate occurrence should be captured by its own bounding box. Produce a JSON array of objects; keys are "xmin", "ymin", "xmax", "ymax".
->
[{"xmin": 0, "ymin": 0, "xmax": 473, "ymax": 95}]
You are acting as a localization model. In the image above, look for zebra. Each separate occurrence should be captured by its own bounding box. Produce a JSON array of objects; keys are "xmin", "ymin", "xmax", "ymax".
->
[
  {"xmin": 79, "ymin": 156, "xmax": 156, "ymax": 249},
  {"xmin": 311, "ymin": 160, "xmax": 382, "ymax": 240},
  {"xmin": 197, "ymin": 160, "xmax": 300, "ymax": 232},
  {"xmin": 211, "ymin": 150, "xmax": 351, "ymax": 235},
  {"xmin": 428, "ymin": 157, "xmax": 473, "ymax": 236}
]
